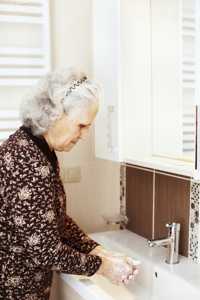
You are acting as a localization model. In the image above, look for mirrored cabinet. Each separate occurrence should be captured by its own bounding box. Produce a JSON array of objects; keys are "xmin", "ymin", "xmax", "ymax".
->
[
  {"xmin": 93, "ymin": 0, "xmax": 200, "ymax": 178},
  {"xmin": 151, "ymin": 0, "xmax": 197, "ymax": 164}
]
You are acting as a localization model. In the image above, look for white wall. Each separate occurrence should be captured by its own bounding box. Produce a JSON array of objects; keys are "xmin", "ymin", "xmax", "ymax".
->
[
  {"xmin": 49, "ymin": 1, "xmax": 120, "ymax": 298},
  {"xmin": 50, "ymin": 0, "xmax": 93, "ymax": 74},
  {"xmin": 50, "ymin": 0, "xmax": 120, "ymax": 233}
]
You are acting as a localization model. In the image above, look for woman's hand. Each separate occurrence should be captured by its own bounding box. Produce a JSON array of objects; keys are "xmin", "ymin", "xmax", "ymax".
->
[
  {"xmin": 90, "ymin": 246, "xmax": 140, "ymax": 285},
  {"xmin": 96, "ymin": 255, "xmax": 138, "ymax": 285}
]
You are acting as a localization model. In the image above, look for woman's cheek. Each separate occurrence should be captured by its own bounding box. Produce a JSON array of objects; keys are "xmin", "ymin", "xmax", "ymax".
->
[{"xmin": 81, "ymin": 128, "xmax": 89, "ymax": 139}]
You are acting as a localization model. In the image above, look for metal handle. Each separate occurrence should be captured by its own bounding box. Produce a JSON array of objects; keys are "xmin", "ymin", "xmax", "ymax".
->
[
  {"xmin": 166, "ymin": 223, "xmax": 173, "ymax": 236},
  {"xmin": 195, "ymin": 105, "xmax": 198, "ymax": 170},
  {"xmin": 166, "ymin": 223, "xmax": 180, "ymax": 235},
  {"xmin": 166, "ymin": 223, "xmax": 173, "ymax": 228},
  {"xmin": 107, "ymin": 105, "xmax": 115, "ymax": 153},
  {"xmin": 166, "ymin": 222, "xmax": 180, "ymax": 229}
]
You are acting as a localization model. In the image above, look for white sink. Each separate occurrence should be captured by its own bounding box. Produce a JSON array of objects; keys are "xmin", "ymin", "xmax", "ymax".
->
[{"xmin": 60, "ymin": 230, "xmax": 200, "ymax": 300}]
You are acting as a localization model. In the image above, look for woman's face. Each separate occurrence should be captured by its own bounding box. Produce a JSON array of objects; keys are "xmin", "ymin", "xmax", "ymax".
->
[{"xmin": 44, "ymin": 103, "xmax": 99, "ymax": 152}]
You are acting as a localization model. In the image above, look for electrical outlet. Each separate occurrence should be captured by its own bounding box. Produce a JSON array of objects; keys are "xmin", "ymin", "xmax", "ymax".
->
[{"xmin": 64, "ymin": 166, "xmax": 81, "ymax": 183}]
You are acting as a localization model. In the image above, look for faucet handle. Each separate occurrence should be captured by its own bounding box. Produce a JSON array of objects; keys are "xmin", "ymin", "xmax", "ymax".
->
[
  {"xmin": 165, "ymin": 223, "xmax": 174, "ymax": 236},
  {"xmin": 166, "ymin": 222, "xmax": 181, "ymax": 236},
  {"xmin": 166, "ymin": 222, "xmax": 180, "ymax": 229},
  {"xmin": 165, "ymin": 223, "xmax": 176, "ymax": 230},
  {"xmin": 166, "ymin": 223, "xmax": 173, "ymax": 228}
]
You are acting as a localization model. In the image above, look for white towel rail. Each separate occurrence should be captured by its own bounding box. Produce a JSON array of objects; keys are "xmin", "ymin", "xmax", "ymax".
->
[
  {"xmin": 0, "ymin": 0, "xmax": 43, "ymax": 6},
  {"xmin": 181, "ymin": 0, "xmax": 198, "ymax": 158},
  {"xmin": 0, "ymin": 0, "xmax": 51, "ymax": 87},
  {"xmin": 0, "ymin": 47, "xmax": 44, "ymax": 56},
  {"xmin": 0, "ymin": 68, "xmax": 48, "ymax": 77},
  {"xmin": 0, "ymin": 110, "xmax": 19, "ymax": 119},
  {"xmin": 0, "ymin": 79, "xmax": 39, "ymax": 86},
  {"xmin": 0, "ymin": 0, "xmax": 51, "ymax": 143},
  {"xmin": 0, "ymin": 111, "xmax": 21, "ymax": 143},
  {"xmin": 0, "ymin": 15, "xmax": 43, "ymax": 24},
  {"xmin": 0, "ymin": 4, "xmax": 42, "ymax": 15},
  {"xmin": 0, "ymin": 58, "xmax": 45, "ymax": 66}
]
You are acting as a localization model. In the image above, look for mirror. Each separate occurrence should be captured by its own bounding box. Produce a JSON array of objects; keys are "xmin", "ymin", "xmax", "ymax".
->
[{"xmin": 151, "ymin": 0, "xmax": 197, "ymax": 166}]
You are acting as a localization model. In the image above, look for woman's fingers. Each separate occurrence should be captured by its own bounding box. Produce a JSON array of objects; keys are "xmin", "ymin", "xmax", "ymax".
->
[
  {"xmin": 125, "ymin": 257, "xmax": 140, "ymax": 276},
  {"xmin": 128, "ymin": 274, "xmax": 134, "ymax": 280},
  {"xmin": 121, "ymin": 262, "xmax": 139, "ymax": 285},
  {"xmin": 116, "ymin": 256, "xmax": 139, "ymax": 284},
  {"xmin": 120, "ymin": 270, "xmax": 137, "ymax": 285},
  {"xmin": 125, "ymin": 256, "xmax": 141, "ymax": 266},
  {"xmin": 122, "ymin": 274, "xmax": 134, "ymax": 285},
  {"xmin": 132, "ymin": 268, "xmax": 139, "ymax": 276}
]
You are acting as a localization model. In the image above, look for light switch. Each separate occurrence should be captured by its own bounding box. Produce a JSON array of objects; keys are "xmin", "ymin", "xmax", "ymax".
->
[{"xmin": 64, "ymin": 166, "xmax": 81, "ymax": 183}]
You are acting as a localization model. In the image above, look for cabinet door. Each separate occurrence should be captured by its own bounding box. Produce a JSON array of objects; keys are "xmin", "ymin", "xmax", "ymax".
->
[
  {"xmin": 93, "ymin": 0, "xmax": 121, "ymax": 161},
  {"xmin": 93, "ymin": 0, "xmax": 151, "ymax": 162},
  {"xmin": 121, "ymin": 0, "xmax": 151, "ymax": 161}
]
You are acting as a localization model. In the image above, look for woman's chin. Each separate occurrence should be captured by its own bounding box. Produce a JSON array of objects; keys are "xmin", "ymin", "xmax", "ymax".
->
[{"xmin": 54, "ymin": 142, "xmax": 76, "ymax": 152}]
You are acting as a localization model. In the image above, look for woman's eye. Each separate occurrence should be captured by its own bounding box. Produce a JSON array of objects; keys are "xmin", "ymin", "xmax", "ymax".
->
[{"xmin": 79, "ymin": 124, "xmax": 90, "ymax": 130}]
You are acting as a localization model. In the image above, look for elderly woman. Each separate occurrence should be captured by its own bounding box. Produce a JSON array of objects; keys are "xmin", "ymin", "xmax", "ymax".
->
[{"xmin": 0, "ymin": 68, "xmax": 139, "ymax": 299}]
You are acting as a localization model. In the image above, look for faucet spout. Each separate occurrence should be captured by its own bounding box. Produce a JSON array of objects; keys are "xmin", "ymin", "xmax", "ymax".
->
[{"xmin": 148, "ymin": 237, "xmax": 172, "ymax": 248}]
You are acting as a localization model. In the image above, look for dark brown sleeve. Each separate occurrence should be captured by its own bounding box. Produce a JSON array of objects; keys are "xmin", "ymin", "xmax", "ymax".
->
[
  {"xmin": 9, "ymin": 162, "xmax": 102, "ymax": 276},
  {"xmin": 60, "ymin": 214, "xmax": 101, "ymax": 254}
]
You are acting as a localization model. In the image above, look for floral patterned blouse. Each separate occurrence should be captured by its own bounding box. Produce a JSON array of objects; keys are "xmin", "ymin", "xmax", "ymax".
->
[{"xmin": 0, "ymin": 125, "xmax": 102, "ymax": 300}]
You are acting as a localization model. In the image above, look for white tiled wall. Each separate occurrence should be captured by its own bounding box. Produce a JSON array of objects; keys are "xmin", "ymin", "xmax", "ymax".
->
[{"xmin": 189, "ymin": 181, "xmax": 200, "ymax": 262}]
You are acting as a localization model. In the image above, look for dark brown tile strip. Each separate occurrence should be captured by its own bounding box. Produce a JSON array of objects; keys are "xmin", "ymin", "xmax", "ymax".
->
[
  {"xmin": 154, "ymin": 173, "xmax": 190, "ymax": 256},
  {"xmin": 126, "ymin": 166, "xmax": 154, "ymax": 240}
]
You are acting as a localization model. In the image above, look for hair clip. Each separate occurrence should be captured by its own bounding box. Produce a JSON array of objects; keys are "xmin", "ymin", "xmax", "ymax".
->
[{"xmin": 65, "ymin": 76, "xmax": 88, "ymax": 97}]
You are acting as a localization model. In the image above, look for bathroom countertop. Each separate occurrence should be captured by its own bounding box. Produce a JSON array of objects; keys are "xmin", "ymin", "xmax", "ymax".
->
[
  {"xmin": 89, "ymin": 229, "xmax": 200, "ymax": 291},
  {"xmin": 61, "ymin": 229, "xmax": 200, "ymax": 300}
]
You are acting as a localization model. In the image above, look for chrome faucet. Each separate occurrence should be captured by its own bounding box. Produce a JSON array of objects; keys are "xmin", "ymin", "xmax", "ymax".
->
[{"xmin": 147, "ymin": 222, "xmax": 181, "ymax": 264}]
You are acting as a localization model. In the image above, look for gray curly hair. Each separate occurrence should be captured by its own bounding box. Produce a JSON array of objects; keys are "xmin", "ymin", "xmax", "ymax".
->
[{"xmin": 20, "ymin": 67, "xmax": 101, "ymax": 136}]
